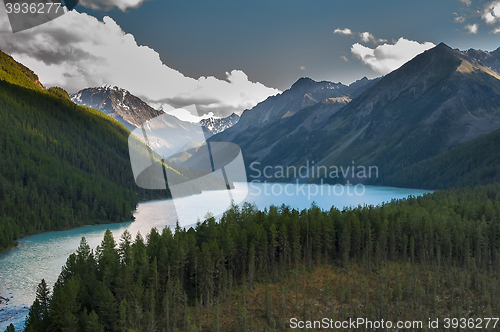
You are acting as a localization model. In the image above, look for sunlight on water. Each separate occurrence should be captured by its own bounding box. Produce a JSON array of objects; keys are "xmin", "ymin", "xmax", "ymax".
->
[{"xmin": 0, "ymin": 182, "xmax": 430, "ymax": 330}]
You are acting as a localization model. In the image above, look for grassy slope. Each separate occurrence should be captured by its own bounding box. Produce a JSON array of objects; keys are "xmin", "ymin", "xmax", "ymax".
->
[{"xmin": 0, "ymin": 51, "xmax": 44, "ymax": 90}]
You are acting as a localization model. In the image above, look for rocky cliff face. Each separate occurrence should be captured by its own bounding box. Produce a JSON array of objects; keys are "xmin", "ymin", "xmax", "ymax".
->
[
  {"xmin": 200, "ymin": 113, "xmax": 240, "ymax": 135},
  {"xmin": 71, "ymin": 86, "xmax": 240, "ymax": 135},
  {"xmin": 70, "ymin": 86, "xmax": 241, "ymax": 158},
  {"xmin": 70, "ymin": 86, "xmax": 163, "ymax": 131}
]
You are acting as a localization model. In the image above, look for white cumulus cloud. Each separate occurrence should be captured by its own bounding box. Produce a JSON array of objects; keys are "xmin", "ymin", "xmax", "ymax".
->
[
  {"xmin": 359, "ymin": 31, "xmax": 387, "ymax": 44},
  {"xmin": 333, "ymin": 28, "xmax": 352, "ymax": 35},
  {"xmin": 359, "ymin": 32, "xmax": 375, "ymax": 43},
  {"xmin": 0, "ymin": 11, "xmax": 280, "ymax": 117},
  {"xmin": 79, "ymin": 0, "xmax": 148, "ymax": 11},
  {"xmin": 465, "ymin": 23, "xmax": 479, "ymax": 33},
  {"xmin": 482, "ymin": 0, "xmax": 500, "ymax": 24},
  {"xmin": 351, "ymin": 37, "xmax": 435, "ymax": 75},
  {"xmin": 454, "ymin": 13, "xmax": 466, "ymax": 23}
]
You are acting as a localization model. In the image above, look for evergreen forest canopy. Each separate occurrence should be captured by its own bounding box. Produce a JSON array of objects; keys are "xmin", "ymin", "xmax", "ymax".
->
[
  {"xmin": 0, "ymin": 78, "xmax": 163, "ymax": 252},
  {"xmin": 0, "ymin": 50, "xmax": 172, "ymax": 252},
  {"xmin": 22, "ymin": 184, "xmax": 500, "ymax": 331}
]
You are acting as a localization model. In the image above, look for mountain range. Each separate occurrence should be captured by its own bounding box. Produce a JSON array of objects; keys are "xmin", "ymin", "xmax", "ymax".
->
[
  {"xmin": 208, "ymin": 43, "xmax": 500, "ymax": 188},
  {"xmin": 1, "ymin": 40, "xmax": 499, "ymax": 210},
  {"xmin": 70, "ymin": 86, "xmax": 239, "ymax": 153}
]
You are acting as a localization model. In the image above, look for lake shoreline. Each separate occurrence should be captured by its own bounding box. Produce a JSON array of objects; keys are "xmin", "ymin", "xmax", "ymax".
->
[
  {"xmin": 0, "ymin": 242, "xmax": 17, "ymax": 255},
  {"xmin": 0, "ymin": 194, "xmax": 173, "ymax": 255},
  {"xmin": 0, "ymin": 183, "xmax": 433, "ymax": 255},
  {"xmin": 0, "ymin": 220, "xmax": 134, "ymax": 255}
]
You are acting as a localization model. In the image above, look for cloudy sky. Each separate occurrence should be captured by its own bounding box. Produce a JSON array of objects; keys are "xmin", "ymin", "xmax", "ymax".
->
[{"xmin": 1, "ymin": 0, "xmax": 500, "ymax": 119}]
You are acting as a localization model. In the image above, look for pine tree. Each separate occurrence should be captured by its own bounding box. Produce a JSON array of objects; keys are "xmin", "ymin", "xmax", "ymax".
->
[
  {"xmin": 36, "ymin": 279, "xmax": 50, "ymax": 314},
  {"xmin": 50, "ymin": 277, "xmax": 80, "ymax": 332},
  {"xmin": 118, "ymin": 230, "xmax": 132, "ymax": 265},
  {"xmin": 83, "ymin": 309, "xmax": 104, "ymax": 332},
  {"xmin": 3, "ymin": 324, "xmax": 15, "ymax": 332},
  {"xmin": 96, "ymin": 285, "xmax": 119, "ymax": 331},
  {"xmin": 25, "ymin": 279, "xmax": 52, "ymax": 331}
]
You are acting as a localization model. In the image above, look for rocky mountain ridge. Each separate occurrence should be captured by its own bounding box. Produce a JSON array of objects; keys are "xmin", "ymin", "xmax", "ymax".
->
[
  {"xmin": 70, "ymin": 86, "xmax": 240, "ymax": 136},
  {"xmin": 70, "ymin": 85, "xmax": 163, "ymax": 131},
  {"xmin": 209, "ymin": 43, "xmax": 500, "ymax": 186},
  {"xmin": 200, "ymin": 113, "xmax": 240, "ymax": 135}
]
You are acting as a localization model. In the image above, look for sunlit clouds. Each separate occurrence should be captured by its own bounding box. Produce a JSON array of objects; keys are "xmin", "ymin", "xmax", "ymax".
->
[
  {"xmin": 351, "ymin": 38, "xmax": 435, "ymax": 75},
  {"xmin": 0, "ymin": 11, "xmax": 280, "ymax": 117}
]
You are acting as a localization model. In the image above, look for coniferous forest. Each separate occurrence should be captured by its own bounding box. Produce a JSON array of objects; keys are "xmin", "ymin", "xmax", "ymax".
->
[
  {"xmin": 0, "ymin": 78, "xmax": 169, "ymax": 252},
  {"xmin": 380, "ymin": 126, "xmax": 500, "ymax": 190},
  {"xmin": 0, "ymin": 50, "xmax": 177, "ymax": 252},
  {"xmin": 21, "ymin": 184, "xmax": 500, "ymax": 331}
]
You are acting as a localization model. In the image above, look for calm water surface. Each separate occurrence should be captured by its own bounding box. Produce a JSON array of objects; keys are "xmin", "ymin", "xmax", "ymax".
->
[{"xmin": 0, "ymin": 182, "xmax": 430, "ymax": 330}]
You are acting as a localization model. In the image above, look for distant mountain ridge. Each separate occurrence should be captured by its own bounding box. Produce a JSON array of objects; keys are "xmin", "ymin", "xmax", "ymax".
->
[
  {"xmin": 70, "ymin": 86, "xmax": 240, "ymax": 158},
  {"xmin": 70, "ymin": 85, "xmax": 163, "ymax": 131},
  {"xmin": 211, "ymin": 75, "xmax": 378, "ymax": 155},
  {"xmin": 209, "ymin": 43, "xmax": 500, "ymax": 188},
  {"xmin": 464, "ymin": 46, "xmax": 500, "ymax": 74},
  {"xmin": 222, "ymin": 76, "xmax": 378, "ymax": 140},
  {"xmin": 70, "ymin": 86, "xmax": 240, "ymax": 135},
  {"xmin": 200, "ymin": 113, "xmax": 240, "ymax": 135}
]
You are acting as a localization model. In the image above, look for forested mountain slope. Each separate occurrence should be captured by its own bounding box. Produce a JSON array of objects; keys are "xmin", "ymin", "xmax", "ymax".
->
[
  {"xmin": 0, "ymin": 51, "xmax": 44, "ymax": 90},
  {"xmin": 0, "ymin": 50, "xmax": 170, "ymax": 252},
  {"xmin": 382, "ymin": 126, "xmax": 500, "ymax": 189}
]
